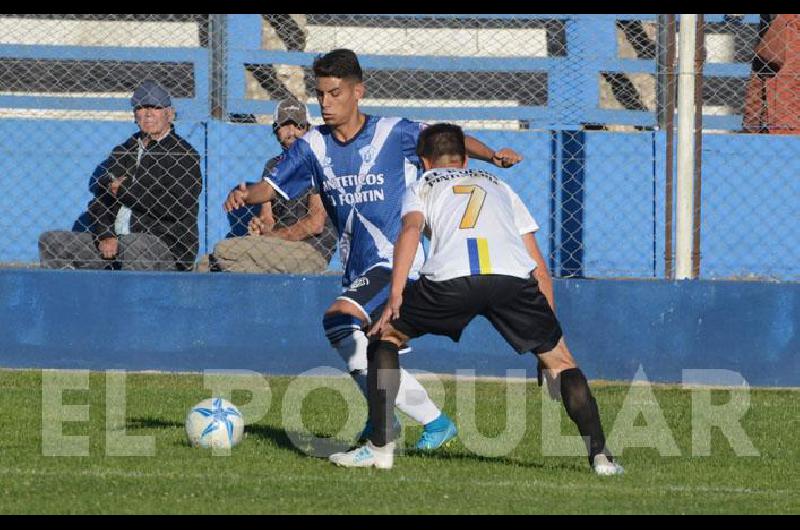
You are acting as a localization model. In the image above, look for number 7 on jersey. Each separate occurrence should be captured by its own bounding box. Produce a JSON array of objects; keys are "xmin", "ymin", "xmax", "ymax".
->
[{"xmin": 452, "ymin": 185, "xmax": 487, "ymax": 229}]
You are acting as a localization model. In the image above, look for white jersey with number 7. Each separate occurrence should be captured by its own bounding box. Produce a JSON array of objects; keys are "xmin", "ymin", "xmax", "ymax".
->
[{"xmin": 401, "ymin": 167, "xmax": 540, "ymax": 282}]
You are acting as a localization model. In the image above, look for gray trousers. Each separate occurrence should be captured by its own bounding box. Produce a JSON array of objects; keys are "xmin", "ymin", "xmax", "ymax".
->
[
  {"xmin": 212, "ymin": 235, "xmax": 329, "ymax": 274},
  {"xmin": 38, "ymin": 231, "xmax": 177, "ymax": 271}
]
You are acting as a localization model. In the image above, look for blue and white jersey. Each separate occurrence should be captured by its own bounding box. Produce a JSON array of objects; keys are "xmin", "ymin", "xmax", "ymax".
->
[{"xmin": 263, "ymin": 115, "xmax": 426, "ymax": 286}]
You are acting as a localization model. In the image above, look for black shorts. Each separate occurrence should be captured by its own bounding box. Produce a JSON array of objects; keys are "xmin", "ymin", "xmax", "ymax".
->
[{"xmin": 390, "ymin": 275, "xmax": 563, "ymax": 355}]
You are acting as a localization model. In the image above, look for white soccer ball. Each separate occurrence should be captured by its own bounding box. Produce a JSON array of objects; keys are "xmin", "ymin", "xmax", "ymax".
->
[{"xmin": 185, "ymin": 397, "xmax": 245, "ymax": 449}]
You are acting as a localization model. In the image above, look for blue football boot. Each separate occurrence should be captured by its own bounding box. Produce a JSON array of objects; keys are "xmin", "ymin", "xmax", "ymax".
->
[{"xmin": 415, "ymin": 413, "xmax": 458, "ymax": 450}]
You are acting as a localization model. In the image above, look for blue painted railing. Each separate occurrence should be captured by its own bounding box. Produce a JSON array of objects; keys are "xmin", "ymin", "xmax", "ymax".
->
[
  {"xmin": 0, "ymin": 44, "xmax": 209, "ymax": 120},
  {"xmin": 223, "ymin": 14, "xmax": 758, "ymax": 130}
]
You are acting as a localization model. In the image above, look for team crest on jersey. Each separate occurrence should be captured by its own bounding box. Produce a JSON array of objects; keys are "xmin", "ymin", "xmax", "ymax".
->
[
  {"xmin": 321, "ymin": 156, "xmax": 332, "ymax": 169},
  {"xmin": 359, "ymin": 145, "xmax": 376, "ymax": 164},
  {"xmin": 347, "ymin": 276, "xmax": 369, "ymax": 291},
  {"xmin": 268, "ymin": 154, "xmax": 286, "ymax": 177}
]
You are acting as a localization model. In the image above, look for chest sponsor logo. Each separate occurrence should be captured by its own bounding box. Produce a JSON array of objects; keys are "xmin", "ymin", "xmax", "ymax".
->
[{"xmin": 323, "ymin": 173, "xmax": 387, "ymax": 207}]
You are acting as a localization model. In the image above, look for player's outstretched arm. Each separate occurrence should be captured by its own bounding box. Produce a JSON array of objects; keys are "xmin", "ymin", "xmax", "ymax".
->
[
  {"xmin": 223, "ymin": 181, "xmax": 276, "ymax": 212},
  {"xmin": 464, "ymin": 134, "xmax": 523, "ymax": 168},
  {"xmin": 369, "ymin": 211, "xmax": 424, "ymax": 337}
]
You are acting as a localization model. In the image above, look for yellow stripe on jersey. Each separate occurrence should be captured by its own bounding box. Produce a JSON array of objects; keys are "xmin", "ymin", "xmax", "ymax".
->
[{"xmin": 476, "ymin": 237, "xmax": 492, "ymax": 274}]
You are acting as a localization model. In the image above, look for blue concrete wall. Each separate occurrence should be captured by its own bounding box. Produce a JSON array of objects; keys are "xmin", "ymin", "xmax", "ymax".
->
[
  {"xmin": 583, "ymin": 131, "xmax": 657, "ymax": 278},
  {"xmin": 1, "ymin": 270, "xmax": 797, "ymax": 387},
  {"xmin": 699, "ymin": 134, "xmax": 800, "ymax": 279}
]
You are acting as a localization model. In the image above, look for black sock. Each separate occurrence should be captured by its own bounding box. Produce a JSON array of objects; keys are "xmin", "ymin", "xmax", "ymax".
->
[
  {"xmin": 366, "ymin": 340, "xmax": 400, "ymax": 447},
  {"xmin": 560, "ymin": 368, "xmax": 611, "ymax": 465}
]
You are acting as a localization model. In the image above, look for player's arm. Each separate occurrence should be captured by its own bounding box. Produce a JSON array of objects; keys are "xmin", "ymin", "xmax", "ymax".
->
[
  {"xmin": 391, "ymin": 211, "xmax": 425, "ymax": 299},
  {"xmin": 464, "ymin": 135, "xmax": 523, "ymax": 169},
  {"xmin": 400, "ymin": 119, "xmax": 521, "ymax": 169},
  {"xmin": 270, "ymin": 193, "xmax": 328, "ymax": 241},
  {"xmin": 225, "ymin": 138, "xmax": 316, "ymax": 212},
  {"xmin": 505, "ymin": 182, "xmax": 553, "ymax": 309},
  {"xmin": 224, "ymin": 181, "xmax": 275, "ymax": 212},
  {"xmin": 369, "ymin": 211, "xmax": 424, "ymax": 336},
  {"xmin": 522, "ymin": 232, "xmax": 555, "ymax": 312}
]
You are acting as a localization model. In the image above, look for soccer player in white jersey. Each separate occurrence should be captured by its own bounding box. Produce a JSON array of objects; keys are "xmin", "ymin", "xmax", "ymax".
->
[
  {"xmin": 224, "ymin": 49, "xmax": 523, "ymax": 450},
  {"xmin": 329, "ymin": 123, "xmax": 623, "ymax": 475}
]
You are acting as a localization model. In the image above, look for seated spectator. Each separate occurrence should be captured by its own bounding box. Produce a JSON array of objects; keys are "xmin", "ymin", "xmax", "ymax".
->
[
  {"xmin": 210, "ymin": 97, "xmax": 337, "ymax": 273},
  {"xmin": 38, "ymin": 80, "xmax": 202, "ymax": 271},
  {"xmin": 743, "ymin": 14, "xmax": 800, "ymax": 134}
]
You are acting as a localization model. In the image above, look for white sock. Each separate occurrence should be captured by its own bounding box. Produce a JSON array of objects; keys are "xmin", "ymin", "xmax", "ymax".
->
[
  {"xmin": 335, "ymin": 329, "xmax": 441, "ymax": 426},
  {"xmin": 334, "ymin": 330, "xmax": 370, "ymax": 397},
  {"xmin": 350, "ymin": 369, "xmax": 369, "ymax": 398},
  {"xmin": 348, "ymin": 368, "xmax": 439, "ymax": 425},
  {"xmin": 396, "ymin": 369, "xmax": 441, "ymax": 426},
  {"xmin": 334, "ymin": 329, "xmax": 369, "ymax": 373}
]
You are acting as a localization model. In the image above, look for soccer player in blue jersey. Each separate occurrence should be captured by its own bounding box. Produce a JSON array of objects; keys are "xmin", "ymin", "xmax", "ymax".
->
[{"xmin": 224, "ymin": 48, "xmax": 522, "ymax": 450}]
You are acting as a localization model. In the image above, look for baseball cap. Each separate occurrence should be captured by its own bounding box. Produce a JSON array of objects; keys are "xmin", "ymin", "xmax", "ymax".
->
[
  {"xmin": 131, "ymin": 80, "xmax": 172, "ymax": 108},
  {"xmin": 273, "ymin": 97, "xmax": 310, "ymax": 128}
]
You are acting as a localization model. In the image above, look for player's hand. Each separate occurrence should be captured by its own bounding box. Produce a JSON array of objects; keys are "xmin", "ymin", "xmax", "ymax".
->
[
  {"xmin": 224, "ymin": 183, "xmax": 249, "ymax": 212},
  {"xmin": 491, "ymin": 148, "xmax": 522, "ymax": 168},
  {"xmin": 98, "ymin": 236, "xmax": 118, "ymax": 259},
  {"xmin": 368, "ymin": 293, "xmax": 402, "ymax": 337}
]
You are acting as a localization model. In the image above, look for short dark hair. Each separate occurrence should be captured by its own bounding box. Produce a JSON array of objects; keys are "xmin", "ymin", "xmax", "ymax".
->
[
  {"xmin": 417, "ymin": 123, "xmax": 466, "ymax": 163},
  {"xmin": 312, "ymin": 48, "xmax": 363, "ymax": 81}
]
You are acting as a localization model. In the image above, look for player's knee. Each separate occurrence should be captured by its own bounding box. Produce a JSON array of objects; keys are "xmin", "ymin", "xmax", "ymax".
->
[
  {"xmin": 322, "ymin": 313, "xmax": 368, "ymax": 372},
  {"xmin": 537, "ymin": 338, "xmax": 577, "ymax": 374},
  {"xmin": 322, "ymin": 313, "xmax": 362, "ymax": 346},
  {"xmin": 380, "ymin": 327, "xmax": 405, "ymax": 348}
]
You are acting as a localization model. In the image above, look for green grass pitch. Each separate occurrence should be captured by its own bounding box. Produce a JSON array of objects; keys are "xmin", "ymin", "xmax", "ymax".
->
[{"xmin": 0, "ymin": 369, "xmax": 797, "ymax": 514}]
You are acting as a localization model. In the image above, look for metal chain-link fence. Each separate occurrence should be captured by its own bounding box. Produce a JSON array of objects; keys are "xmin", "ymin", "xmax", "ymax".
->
[
  {"xmin": 0, "ymin": 14, "xmax": 797, "ymax": 280},
  {"xmin": 222, "ymin": 14, "xmax": 663, "ymax": 278},
  {"xmin": 695, "ymin": 14, "xmax": 800, "ymax": 280},
  {"xmin": 0, "ymin": 14, "xmax": 208, "ymax": 272}
]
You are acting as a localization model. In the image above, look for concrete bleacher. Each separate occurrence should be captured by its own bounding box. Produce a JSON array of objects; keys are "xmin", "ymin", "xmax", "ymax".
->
[
  {"xmin": 0, "ymin": 14, "xmax": 761, "ymax": 127},
  {"xmin": 239, "ymin": 14, "xmax": 760, "ymax": 131},
  {"xmin": 0, "ymin": 15, "xmax": 201, "ymax": 47},
  {"xmin": 0, "ymin": 14, "xmax": 208, "ymax": 121}
]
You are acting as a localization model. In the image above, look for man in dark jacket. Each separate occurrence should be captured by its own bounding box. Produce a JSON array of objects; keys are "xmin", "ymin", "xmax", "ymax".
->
[{"xmin": 39, "ymin": 80, "xmax": 202, "ymax": 271}]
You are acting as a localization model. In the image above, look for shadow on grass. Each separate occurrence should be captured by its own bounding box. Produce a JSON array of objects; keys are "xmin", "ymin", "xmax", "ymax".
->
[
  {"xmin": 403, "ymin": 449, "xmax": 584, "ymax": 472},
  {"xmin": 126, "ymin": 416, "xmax": 353, "ymax": 457},
  {"xmin": 244, "ymin": 423, "xmax": 349, "ymax": 458},
  {"xmin": 127, "ymin": 417, "xmax": 183, "ymax": 430},
  {"xmin": 126, "ymin": 416, "xmax": 194, "ymax": 448},
  {"xmin": 126, "ymin": 417, "xmax": 585, "ymax": 472}
]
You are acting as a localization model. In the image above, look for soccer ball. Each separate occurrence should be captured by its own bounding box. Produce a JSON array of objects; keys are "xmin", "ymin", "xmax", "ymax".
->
[{"xmin": 185, "ymin": 397, "xmax": 245, "ymax": 449}]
